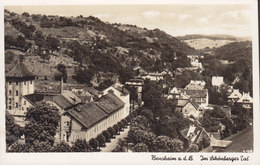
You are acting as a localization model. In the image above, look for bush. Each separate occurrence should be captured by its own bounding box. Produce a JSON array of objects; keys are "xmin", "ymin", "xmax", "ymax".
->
[
  {"xmin": 122, "ymin": 119, "xmax": 128, "ymax": 127},
  {"xmin": 107, "ymin": 127, "xmax": 116, "ymax": 137},
  {"xmin": 29, "ymin": 141, "xmax": 53, "ymax": 152},
  {"xmin": 117, "ymin": 121, "xmax": 123, "ymax": 131},
  {"xmin": 52, "ymin": 141, "xmax": 72, "ymax": 152},
  {"xmin": 89, "ymin": 138, "xmax": 99, "ymax": 151},
  {"xmin": 72, "ymin": 139, "xmax": 92, "ymax": 152},
  {"xmin": 97, "ymin": 134, "xmax": 106, "ymax": 147},
  {"xmin": 102, "ymin": 131, "xmax": 111, "ymax": 142},
  {"xmin": 113, "ymin": 124, "xmax": 119, "ymax": 134},
  {"xmin": 8, "ymin": 142, "xmax": 30, "ymax": 152},
  {"xmin": 133, "ymin": 142, "xmax": 149, "ymax": 152}
]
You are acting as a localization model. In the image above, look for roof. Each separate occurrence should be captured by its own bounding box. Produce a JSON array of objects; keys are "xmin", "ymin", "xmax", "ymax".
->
[
  {"xmin": 227, "ymin": 89, "xmax": 242, "ymax": 99},
  {"xmin": 237, "ymin": 92, "xmax": 253, "ymax": 103},
  {"xmin": 23, "ymin": 94, "xmax": 46, "ymax": 106},
  {"xmin": 222, "ymin": 126, "xmax": 253, "ymax": 152},
  {"xmin": 112, "ymin": 83, "xmax": 130, "ymax": 95},
  {"xmin": 181, "ymin": 89, "xmax": 208, "ymax": 98},
  {"xmin": 177, "ymin": 99, "xmax": 199, "ymax": 109},
  {"xmin": 62, "ymin": 91, "xmax": 82, "ymax": 105},
  {"xmin": 6, "ymin": 62, "xmax": 35, "ymax": 78},
  {"xmin": 67, "ymin": 103, "xmax": 108, "ymax": 128},
  {"xmin": 96, "ymin": 93, "xmax": 125, "ymax": 114},
  {"xmin": 53, "ymin": 95, "xmax": 73, "ymax": 109}
]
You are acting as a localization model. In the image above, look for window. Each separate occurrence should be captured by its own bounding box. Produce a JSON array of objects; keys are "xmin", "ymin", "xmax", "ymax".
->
[
  {"xmin": 24, "ymin": 81, "xmax": 26, "ymax": 85},
  {"xmin": 16, "ymin": 82, "xmax": 18, "ymax": 85},
  {"xmin": 9, "ymin": 81, "xmax": 11, "ymax": 85},
  {"xmin": 30, "ymin": 81, "xmax": 32, "ymax": 84},
  {"xmin": 66, "ymin": 121, "xmax": 70, "ymax": 127},
  {"xmin": 22, "ymin": 107, "xmax": 24, "ymax": 111},
  {"xmin": 9, "ymin": 98, "xmax": 11, "ymax": 104},
  {"xmin": 15, "ymin": 102, "xmax": 18, "ymax": 108},
  {"xmin": 24, "ymin": 101, "xmax": 26, "ymax": 105},
  {"xmin": 9, "ymin": 90, "xmax": 11, "ymax": 95},
  {"xmin": 9, "ymin": 106, "xmax": 11, "ymax": 110},
  {"xmin": 16, "ymin": 91, "xmax": 18, "ymax": 96}
]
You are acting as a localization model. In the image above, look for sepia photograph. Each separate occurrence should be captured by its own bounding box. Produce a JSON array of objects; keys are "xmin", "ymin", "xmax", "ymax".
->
[{"xmin": 1, "ymin": 0, "xmax": 259, "ymax": 164}]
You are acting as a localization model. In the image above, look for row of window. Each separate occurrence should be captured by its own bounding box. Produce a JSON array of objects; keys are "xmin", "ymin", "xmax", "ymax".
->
[
  {"xmin": 8, "ymin": 98, "xmax": 26, "ymax": 105},
  {"xmin": 8, "ymin": 81, "xmax": 33, "ymax": 85},
  {"xmin": 8, "ymin": 105, "xmax": 28, "ymax": 111},
  {"xmin": 9, "ymin": 90, "xmax": 19, "ymax": 96}
]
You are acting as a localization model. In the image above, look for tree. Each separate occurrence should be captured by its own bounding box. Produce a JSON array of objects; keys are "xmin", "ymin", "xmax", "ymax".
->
[
  {"xmin": 6, "ymin": 112, "xmax": 22, "ymax": 147},
  {"xmin": 117, "ymin": 121, "xmax": 124, "ymax": 131},
  {"xmin": 102, "ymin": 131, "xmax": 111, "ymax": 142},
  {"xmin": 22, "ymin": 12, "xmax": 30, "ymax": 17},
  {"xmin": 8, "ymin": 142, "xmax": 30, "ymax": 152},
  {"xmin": 57, "ymin": 63, "xmax": 68, "ymax": 83},
  {"xmin": 89, "ymin": 138, "xmax": 99, "ymax": 151},
  {"xmin": 29, "ymin": 141, "xmax": 52, "ymax": 152},
  {"xmin": 96, "ymin": 134, "xmax": 106, "ymax": 147},
  {"xmin": 133, "ymin": 143, "xmax": 149, "ymax": 152},
  {"xmin": 72, "ymin": 139, "xmax": 92, "ymax": 152},
  {"xmin": 23, "ymin": 103, "xmax": 60, "ymax": 145},
  {"xmin": 107, "ymin": 127, "xmax": 116, "ymax": 138},
  {"xmin": 52, "ymin": 141, "xmax": 72, "ymax": 152},
  {"xmin": 74, "ymin": 68, "xmax": 94, "ymax": 86},
  {"xmin": 113, "ymin": 124, "xmax": 119, "ymax": 135}
]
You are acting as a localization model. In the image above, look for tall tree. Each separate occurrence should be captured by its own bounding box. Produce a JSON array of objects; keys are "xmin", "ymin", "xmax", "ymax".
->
[{"xmin": 23, "ymin": 103, "xmax": 60, "ymax": 145}]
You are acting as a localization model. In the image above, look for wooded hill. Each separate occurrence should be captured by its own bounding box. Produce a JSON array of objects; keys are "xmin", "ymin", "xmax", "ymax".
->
[{"xmin": 4, "ymin": 9, "xmax": 195, "ymax": 85}]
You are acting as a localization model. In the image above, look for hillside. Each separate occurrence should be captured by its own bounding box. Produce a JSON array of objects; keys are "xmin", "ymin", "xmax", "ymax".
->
[
  {"xmin": 4, "ymin": 10, "xmax": 195, "ymax": 86},
  {"xmin": 176, "ymin": 34, "xmax": 251, "ymax": 49}
]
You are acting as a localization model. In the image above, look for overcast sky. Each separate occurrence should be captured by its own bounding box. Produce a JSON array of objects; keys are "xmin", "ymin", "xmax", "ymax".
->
[{"xmin": 5, "ymin": 5, "xmax": 252, "ymax": 37}]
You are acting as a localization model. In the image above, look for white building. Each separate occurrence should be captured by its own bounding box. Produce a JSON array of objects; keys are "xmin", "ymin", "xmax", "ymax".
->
[{"xmin": 212, "ymin": 76, "xmax": 224, "ymax": 87}]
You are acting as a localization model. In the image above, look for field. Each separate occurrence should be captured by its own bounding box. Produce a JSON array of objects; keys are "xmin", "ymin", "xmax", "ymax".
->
[{"xmin": 183, "ymin": 38, "xmax": 235, "ymax": 49}]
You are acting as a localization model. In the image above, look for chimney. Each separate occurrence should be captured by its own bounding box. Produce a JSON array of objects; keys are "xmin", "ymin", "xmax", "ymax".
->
[{"xmin": 60, "ymin": 76, "xmax": 63, "ymax": 94}]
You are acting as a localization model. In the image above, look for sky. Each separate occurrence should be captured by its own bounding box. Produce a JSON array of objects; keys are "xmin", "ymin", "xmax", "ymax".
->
[{"xmin": 5, "ymin": 4, "xmax": 252, "ymax": 37}]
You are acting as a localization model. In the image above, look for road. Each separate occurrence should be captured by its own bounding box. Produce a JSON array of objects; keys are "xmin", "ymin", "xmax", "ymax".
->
[{"xmin": 100, "ymin": 126, "xmax": 130, "ymax": 152}]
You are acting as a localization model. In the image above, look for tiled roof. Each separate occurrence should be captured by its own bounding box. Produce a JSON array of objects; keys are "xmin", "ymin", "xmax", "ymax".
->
[
  {"xmin": 222, "ymin": 126, "xmax": 253, "ymax": 152},
  {"xmin": 23, "ymin": 94, "xmax": 45, "ymax": 106},
  {"xmin": 181, "ymin": 89, "xmax": 208, "ymax": 98},
  {"xmin": 53, "ymin": 95, "xmax": 73, "ymax": 109},
  {"xmin": 96, "ymin": 93, "xmax": 125, "ymax": 114},
  {"xmin": 177, "ymin": 99, "xmax": 199, "ymax": 109},
  {"xmin": 62, "ymin": 91, "xmax": 82, "ymax": 105},
  {"xmin": 67, "ymin": 103, "xmax": 108, "ymax": 128},
  {"xmin": 6, "ymin": 62, "xmax": 35, "ymax": 78}
]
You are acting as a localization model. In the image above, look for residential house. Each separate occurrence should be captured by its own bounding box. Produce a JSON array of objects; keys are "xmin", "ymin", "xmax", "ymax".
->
[
  {"xmin": 185, "ymin": 80, "xmax": 206, "ymax": 90},
  {"xmin": 175, "ymin": 99, "xmax": 201, "ymax": 118},
  {"xmin": 180, "ymin": 89, "xmax": 209, "ymax": 108},
  {"xmin": 237, "ymin": 92, "xmax": 253, "ymax": 109},
  {"xmin": 141, "ymin": 72, "xmax": 164, "ymax": 81},
  {"xmin": 167, "ymin": 87, "xmax": 181, "ymax": 99},
  {"xmin": 227, "ymin": 89, "xmax": 242, "ymax": 104}
]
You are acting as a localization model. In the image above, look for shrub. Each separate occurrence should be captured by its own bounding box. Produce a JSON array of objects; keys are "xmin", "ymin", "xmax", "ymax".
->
[
  {"xmin": 102, "ymin": 131, "xmax": 111, "ymax": 142},
  {"xmin": 107, "ymin": 127, "xmax": 116, "ymax": 137},
  {"xmin": 97, "ymin": 134, "xmax": 106, "ymax": 147},
  {"xmin": 8, "ymin": 142, "xmax": 30, "ymax": 152},
  {"xmin": 133, "ymin": 142, "xmax": 149, "ymax": 152},
  {"xmin": 113, "ymin": 124, "xmax": 119, "ymax": 134},
  {"xmin": 52, "ymin": 141, "xmax": 72, "ymax": 152},
  {"xmin": 89, "ymin": 138, "xmax": 99, "ymax": 151},
  {"xmin": 117, "ymin": 121, "xmax": 123, "ymax": 131},
  {"xmin": 72, "ymin": 139, "xmax": 92, "ymax": 152}
]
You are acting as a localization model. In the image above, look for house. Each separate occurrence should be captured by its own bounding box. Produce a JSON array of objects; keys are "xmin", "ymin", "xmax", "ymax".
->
[
  {"xmin": 61, "ymin": 93, "xmax": 127, "ymax": 144},
  {"xmin": 227, "ymin": 89, "xmax": 242, "ymax": 104},
  {"xmin": 5, "ymin": 61, "xmax": 36, "ymax": 126},
  {"xmin": 175, "ymin": 99, "xmax": 201, "ymax": 118},
  {"xmin": 180, "ymin": 89, "xmax": 209, "ymax": 108},
  {"xmin": 237, "ymin": 92, "xmax": 253, "ymax": 109},
  {"xmin": 102, "ymin": 83, "xmax": 130, "ymax": 115},
  {"xmin": 212, "ymin": 76, "xmax": 224, "ymax": 87},
  {"xmin": 141, "ymin": 72, "xmax": 164, "ymax": 81},
  {"xmin": 185, "ymin": 80, "xmax": 206, "ymax": 90},
  {"xmin": 167, "ymin": 87, "xmax": 181, "ymax": 99},
  {"xmin": 180, "ymin": 124, "xmax": 209, "ymax": 145}
]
